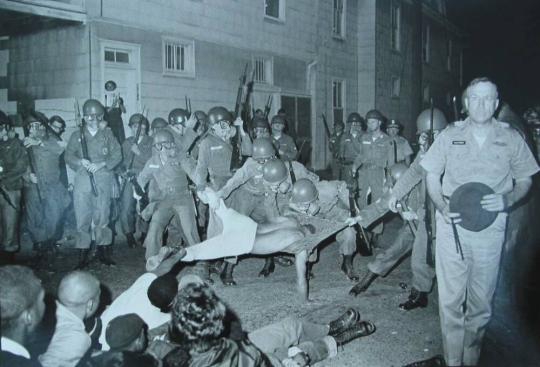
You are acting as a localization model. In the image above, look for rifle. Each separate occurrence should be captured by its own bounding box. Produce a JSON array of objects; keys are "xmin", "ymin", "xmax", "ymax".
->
[
  {"xmin": 349, "ymin": 168, "xmax": 373, "ymax": 256},
  {"xmin": 321, "ymin": 114, "xmax": 332, "ymax": 139},
  {"xmin": 263, "ymin": 95, "xmax": 273, "ymax": 119},
  {"xmin": 287, "ymin": 161, "xmax": 297, "ymax": 184},
  {"xmin": 0, "ymin": 183, "xmax": 16, "ymax": 209},
  {"xmin": 22, "ymin": 121, "xmax": 43, "ymax": 203},
  {"xmin": 424, "ymin": 98, "xmax": 435, "ymax": 266},
  {"xmin": 185, "ymin": 96, "xmax": 192, "ymax": 116},
  {"xmin": 452, "ymin": 96, "xmax": 459, "ymax": 121},
  {"xmin": 75, "ymin": 100, "xmax": 98, "ymax": 197},
  {"xmin": 230, "ymin": 63, "xmax": 250, "ymax": 170}
]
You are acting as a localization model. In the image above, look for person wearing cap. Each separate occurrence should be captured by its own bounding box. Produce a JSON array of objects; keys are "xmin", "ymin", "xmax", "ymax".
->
[
  {"xmin": 329, "ymin": 120, "xmax": 345, "ymax": 179},
  {"xmin": 0, "ymin": 265, "xmax": 46, "ymax": 367},
  {"xmin": 338, "ymin": 112, "xmax": 364, "ymax": 186},
  {"xmin": 39, "ymin": 271, "xmax": 101, "ymax": 367},
  {"xmin": 270, "ymin": 114, "xmax": 298, "ymax": 161},
  {"xmin": 105, "ymin": 314, "xmax": 149, "ymax": 354},
  {"xmin": 351, "ymin": 109, "xmax": 394, "ymax": 244},
  {"xmin": 386, "ymin": 119, "xmax": 413, "ymax": 166},
  {"xmin": 0, "ymin": 112, "xmax": 28, "ymax": 263},
  {"xmin": 103, "ymin": 80, "xmax": 127, "ymax": 144},
  {"xmin": 22, "ymin": 112, "xmax": 70, "ymax": 270},
  {"xmin": 416, "ymin": 77, "xmax": 539, "ymax": 367}
]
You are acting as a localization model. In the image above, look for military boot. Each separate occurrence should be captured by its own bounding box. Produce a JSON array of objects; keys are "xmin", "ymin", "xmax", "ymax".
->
[
  {"xmin": 125, "ymin": 233, "xmax": 137, "ymax": 248},
  {"xmin": 258, "ymin": 257, "xmax": 275, "ymax": 277},
  {"xmin": 328, "ymin": 308, "xmax": 360, "ymax": 336},
  {"xmin": 75, "ymin": 249, "xmax": 90, "ymax": 270},
  {"xmin": 220, "ymin": 262, "xmax": 237, "ymax": 286},
  {"xmin": 97, "ymin": 246, "xmax": 116, "ymax": 266},
  {"xmin": 349, "ymin": 270, "xmax": 378, "ymax": 296},
  {"xmin": 399, "ymin": 288, "xmax": 428, "ymax": 311},
  {"xmin": 340, "ymin": 255, "xmax": 359, "ymax": 281},
  {"xmin": 333, "ymin": 320, "xmax": 376, "ymax": 346}
]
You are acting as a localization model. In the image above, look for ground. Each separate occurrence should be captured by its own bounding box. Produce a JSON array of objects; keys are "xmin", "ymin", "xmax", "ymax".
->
[{"xmin": 26, "ymin": 215, "xmax": 443, "ymax": 367}]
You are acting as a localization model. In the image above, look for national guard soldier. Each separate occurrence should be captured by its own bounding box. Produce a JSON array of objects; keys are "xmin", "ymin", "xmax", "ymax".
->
[
  {"xmin": 65, "ymin": 99, "xmax": 122, "ymax": 269},
  {"xmin": 0, "ymin": 112, "xmax": 28, "ymax": 263},
  {"xmin": 167, "ymin": 108, "xmax": 199, "ymax": 154},
  {"xmin": 150, "ymin": 117, "xmax": 168, "ymax": 135},
  {"xmin": 270, "ymin": 114, "xmax": 298, "ymax": 161},
  {"xmin": 103, "ymin": 80, "xmax": 126, "ymax": 144},
  {"xmin": 329, "ymin": 121, "xmax": 345, "ymax": 179},
  {"xmin": 119, "ymin": 113, "xmax": 153, "ymax": 248},
  {"xmin": 351, "ymin": 109, "xmax": 394, "ymax": 243},
  {"xmin": 22, "ymin": 112, "xmax": 70, "ymax": 270},
  {"xmin": 251, "ymin": 114, "xmax": 271, "ymax": 139},
  {"xmin": 339, "ymin": 113, "xmax": 364, "ymax": 185},
  {"xmin": 386, "ymin": 119, "xmax": 413, "ymax": 166}
]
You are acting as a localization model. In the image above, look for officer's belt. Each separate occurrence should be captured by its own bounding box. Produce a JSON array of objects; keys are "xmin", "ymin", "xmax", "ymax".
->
[{"xmin": 360, "ymin": 163, "xmax": 384, "ymax": 170}]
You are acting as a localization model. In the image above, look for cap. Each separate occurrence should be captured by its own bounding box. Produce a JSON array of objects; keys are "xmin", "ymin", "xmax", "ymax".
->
[{"xmin": 105, "ymin": 313, "xmax": 145, "ymax": 351}]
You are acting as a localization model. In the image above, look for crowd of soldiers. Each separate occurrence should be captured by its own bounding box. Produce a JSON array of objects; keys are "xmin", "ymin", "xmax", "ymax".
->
[{"xmin": 1, "ymin": 76, "xmax": 539, "ymax": 367}]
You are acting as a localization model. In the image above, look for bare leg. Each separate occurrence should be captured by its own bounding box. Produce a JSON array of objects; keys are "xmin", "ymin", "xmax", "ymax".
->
[
  {"xmin": 295, "ymin": 250, "xmax": 309, "ymax": 302},
  {"xmin": 251, "ymin": 228, "xmax": 304, "ymax": 255}
]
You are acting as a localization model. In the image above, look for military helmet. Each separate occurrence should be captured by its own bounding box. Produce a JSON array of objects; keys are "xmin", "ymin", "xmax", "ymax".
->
[
  {"xmin": 207, "ymin": 106, "xmax": 232, "ymax": 126},
  {"xmin": 168, "ymin": 108, "xmax": 190, "ymax": 126},
  {"xmin": 347, "ymin": 112, "xmax": 364, "ymax": 124},
  {"xmin": 82, "ymin": 99, "xmax": 105, "ymax": 117},
  {"xmin": 153, "ymin": 129, "xmax": 175, "ymax": 145},
  {"xmin": 252, "ymin": 137, "xmax": 276, "ymax": 160},
  {"xmin": 365, "ymin": 109, "xmax": 384, "ymax": 122},
  {"xmin": 193, "ymin": 110, "xmax": 208, "ymax": 123},
  {"xmin": 104, "ymin": 80, "xmax": 117, "ymax": 92},
  {"xmin": 252, "ymin": 115, "xmax": 270, "ymax": 130},
  {"xmin": 49, "ymin": 115, "xmax": 66, "ymax": 128},
  {"xmin": 270, "ymin": 115, "xmax": 286, "ymax": 126},
  {"xmin": 290, "ymin": 179, "xmax": 318, "ymax": 204},
  {"xmin": 389, "ymin": 163, "xmax": 408, "ymax": 182},
  {"xmin": 416, "ymin": 108, "xmax": 448, "ymax": 133},
  {"xmin": 151, "ymin": 117, "xmax": 168, "ymax": 130},
  {"xmin": 129, "ymin": 113, "xmax": 149, "ymax": 127},
  {"xmin": 387, "ymin": 119, "xmax": 401, "ymax": 129},
  {"xmin": 263, "ymin": 159, "xmax": 288, "ymax": 183}
]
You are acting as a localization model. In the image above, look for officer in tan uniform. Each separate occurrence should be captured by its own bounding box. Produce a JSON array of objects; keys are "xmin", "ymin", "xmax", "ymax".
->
[
  {"xmin": 65, "ymin": 99, "xmax": 122, "ymax": 269},
  {"xmin": 338, "ymin": 113, "xmax": 364, "ymax": 185},
  {"xmin": 418, "ymin": 78, "xmax": 539, "ymax": 367},
  {"xmin": 386, "ymin": 119, "xmax": 413, "ymax": 166}
]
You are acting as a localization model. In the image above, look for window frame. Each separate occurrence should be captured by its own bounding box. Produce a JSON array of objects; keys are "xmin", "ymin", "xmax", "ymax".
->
[
  {"xmin": 161, "ymin": 37, "xmax": 196, "ymax": 78},
  {"xmin": 332, "ymin": 0, "xmax": 346, "ymax": 39},
  {"xmin": 252, "ymin": 55, "xmax": 274, "ymax": 85},
  {"xmin": 332, "ymin": 78, "xmax": 346, "ymax": 124},
  {"xmin": 264, "ymin": 0, "xmax": 286, "ymax": 22},
  {"xmin": 391, "ymin": 0, "xmax": 401, "ymax": 52}
]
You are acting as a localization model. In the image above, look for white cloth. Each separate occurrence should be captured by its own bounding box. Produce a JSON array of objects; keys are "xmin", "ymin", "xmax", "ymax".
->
[
  {"xmin": 1, "ymin": 336, "xmax": 30, "ymax": 359},
  {"xmin": 99, "ymin": 273, "xmax": 170, "ymax": 351},
  {"xmin": 39, "ymin": 302, "xmax": 91, "ymax": 367}
]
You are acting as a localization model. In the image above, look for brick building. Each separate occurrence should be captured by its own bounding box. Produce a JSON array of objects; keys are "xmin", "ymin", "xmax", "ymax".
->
[{"xmin": 0, "ymin": 0, "xmax": 463, "ymax": 170}]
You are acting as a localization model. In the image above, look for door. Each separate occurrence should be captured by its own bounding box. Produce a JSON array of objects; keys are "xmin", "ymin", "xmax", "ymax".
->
[
  {"xmin": 280, "ymin": 95, "xmax": 312, "ymax": 166},
  {"xmin": 100, "ymin": 40, "xmax": 141, "ymax": 139}
]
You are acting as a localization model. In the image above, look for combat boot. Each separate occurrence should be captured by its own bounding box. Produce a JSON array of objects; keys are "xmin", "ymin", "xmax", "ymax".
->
[
  {"xmin": 126, "ymin": 233, "xmax": 137, "ymax": 248},
  {"xmin": 399, "ymin": 288, "xmax": 428, "ymax": 311},
  {"xmin": 328, "ymin": 308, "xmax": 360, "ymax": 336},
  {"xmin": 258, "ymin": 257, "xmax": 275, "ymax": 277},
  {"xmin": 349, "ymin": 270, "xmax": 378, "ymax": 296},
  {"xmin": 209, "ymin": 260, "xmax": 224, "ymax": 275},
  {"xmin": 220, "ymin": 262, "xmax": 237, "ymax": 286},
  {"xmin": 340, "ymin": 255, "xmax": 359, "ymax": 281},
  {"xmin": 402, "ymin": 355, "xmax": 445, "ymax": 367},
  {"xmin": 333, "ymin": 320, "xmax": 376, "ymax": 346},
  {"xmin": 97, "ymin": 245, "xmax": 116, "ymax": 266},
  {"xmin": 75, "ymin": 249, "xmax": 90, "ymax": 270}
]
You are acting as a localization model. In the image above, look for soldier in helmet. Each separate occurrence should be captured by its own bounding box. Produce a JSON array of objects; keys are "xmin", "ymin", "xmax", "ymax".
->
[
  {"xmin": 151, "ymin": 117, "xmax": 168, "ymax": 135},
  {"xmin": 270, "ymin": 114, "xmax": 298, "ymax": 161},
  {"xmin": 22, "ymin": 112, "xmax": 70, "ymax": 270},
  {"xmin": 65, "ymin": 99, "xmax": 122, "ymax": 269},
  {"xmin": 338, "ymin": 113, "xmax": 364, "ymax": 185},
  {"xmin": 351, "ymin": 109, "xmax": 394, "ymax": 244},
  {"xmin": 167, "ymin": 108, "xmax": 199, "ymax": 153},
  {"xmin": 329, "ymin": 121, "xmax": 345, "ymax": 179},
  {"xmin": 386, "ymin": 119, "xmax": 413, "ymax": 166},
  {"xmin": 0, "ymin": 112, "xmax": 28, "ymax": 263},
  {"xmin": 136, "ymin": 129, "xmax": 200, "ymax": 260},
  {"xmin": 119, "ymin": 113, "xmax": 153, "ymax": 248},
  {"xmin": 103, "ymin": 80, "xmax": 126, "ymax": 144}
]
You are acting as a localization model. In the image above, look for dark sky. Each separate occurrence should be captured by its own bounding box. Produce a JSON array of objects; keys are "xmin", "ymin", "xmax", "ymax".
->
[{"xmin": 447, "ymin": 0, "xmax": 540, "ymax": 112}]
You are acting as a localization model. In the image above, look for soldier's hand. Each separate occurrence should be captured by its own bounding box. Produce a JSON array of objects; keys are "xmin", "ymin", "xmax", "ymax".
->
[
  {"xmin": 29, "ymin": 173, "xmax": 38, "ymax": 184},
  {"xmin": 233, "ymin": 117, "xmax": 243, "ymax": 127},
  {"xmin": 23, "ymin": 137, "xmax": 41, "ymax": 148},
  {"xmin": 388, "ymin": 195, "xmax": 398, "ymax": 212},
  {"xmin": 133, "ymin": 188, "xmax": 142, "ymax": 201},
  {"xmin": 185, "ymin": 114, "xmax": 197, "ymax": 129},
  {"xmin": 81, "ymin": 159, "xmax": 91, "ymax": 169},
  {"xmin": 402, "ymin": 211, "xmax": 418, "ymax": 221},
  {"xmin": 131, "ymin": 144, "xmax": 141, "ymax": 156},
  {"xmin": 87, "ymin": 162, "xmax": 105, "ymax": 173},
  {"xmin": 440, "ymin": 205, "xmax": 461, "ymax": 224},
  {"xmin": 345, "ymin": 215, "xmax": 362, "ymax": 227},
  {"xmin": 480, "ymin": 193, "xmax": 506, "ymax": 212}
]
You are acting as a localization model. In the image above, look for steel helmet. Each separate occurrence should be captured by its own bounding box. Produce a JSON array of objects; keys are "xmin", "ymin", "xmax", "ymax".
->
[
  {"xmin": 151, "ymin": 117, "xmax": 167, "ymax": 130},
  {"xmin": 252, "ymin": 115, "xmax": 270, "ymax": 130},
  {"xmin": 168, "ymin": 108, "xmax": 190, "ymax": 126},
  {"xmin": 104, "ymin": 80, "xmax": 117, "ymax": 91},
  {"xmin": 347, "ymin": 112, "xmax": 363, "ymax": 124},
  {"xmin": 387, "ymin": 119, "xmax": 401, "ymax": 129},
  {"xmin": 263, "ymin": 159, "xmax": 288, "ymax": 183},
  {"xmin": 415, "ymin": 108, "xmax": 448, "ymax": 133},
  {"xmin": 365, "ymin": 109, "xmax": 384, "ymax": 122},
  {"xmin": 207, "ymin": 106, "xmax": 232, "ymax": 126},
  {"xmin": 252, "ymin": 137, "xmax": 276, "ymax": 160},
  {"xmin": 291, "ymin": 179, "xmax": 318, "ymax": 204},
  {"xmin": 193, "ymin": 110, "xmax": 208, "ymax": 123},
  {"xmin": 271, "ymin": 114, "xmax": 286, "ymax": 126},
  {"xmin": 129, "ymin": 113, "xmax": 149, "ymax": 127},
  {"xmin": 334, "ymin": 121, "xmax": 345, "ymax": 130},
  {"xmin": 82, "ymin": 99, "xmax": 105, "ymax": 117},
  {"xmin": 152, "ymin": 129, "xmax": 175, "ymax": 145},
  {"xmin": 389, "ymin": 163, "xmax": 408, "ymax": 182}
]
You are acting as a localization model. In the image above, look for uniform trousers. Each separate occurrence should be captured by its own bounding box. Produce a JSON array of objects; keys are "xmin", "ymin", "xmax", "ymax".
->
[
  {"xmin": 435, "ymin": 211, "xmax": 506, "ymax": 366},
  {"xmin": 118, "ymin": 180, "xmax": 148, "ymax": 236},
  {"xmin": 357, "ymin": 167, "xmax": 386, "ymax": 234},
  {"xmin": 0, "ymin": 190, "xmax": 21, "ymax": 252}
]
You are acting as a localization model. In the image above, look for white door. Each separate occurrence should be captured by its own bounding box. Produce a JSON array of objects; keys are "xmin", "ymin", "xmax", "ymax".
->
[{"xmin": 100, "ymin": 40, "xmax": 141, "ymax": 138}]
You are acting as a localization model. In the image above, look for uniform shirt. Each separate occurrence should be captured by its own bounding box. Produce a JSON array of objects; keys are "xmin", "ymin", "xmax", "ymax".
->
[
  {"xmin": 167, "ymin": 126, "xmax": 198, "ymax": 154},
  {"xmin": 389, "ymin": 135, "xmax": 413, "ymax": 165},
  {"xmin": 219, "ymin": 158, "xmax": 265, "ymax": 198},
  {"xmin": 329, "ymin": 132, "xmax": 343, "ymax": 158},
  {"xmin": 315, "ymin": 180, "xmax": 351, "ymax": 221},
  {"xmin": 194, "ymin": 134, "xmax": 234, "ymax": 187},
  {"xmin": 272, "ymin": 133, "xmax": 298, "ymax": 161},
  {"xmin": 0, "ymin": 137, "xmax": 28, "ymax": 190},
  {"xmin": 421, "ymin": 118, "xmax": 539, "ymax": 196},
  {"xmin": 339, "ymin": 132, "xmax": 363, "ymax": 163},
  {"xmin": 353, "ymin": 131, "xmax": 394, "ymax": 170},
  {"xmin": 121, "ymin": 135, "xmax": 153, "ymax": 173},
  {"xmin": 26, "ymin": 136, "xmax": 65, "ymax": 185}
]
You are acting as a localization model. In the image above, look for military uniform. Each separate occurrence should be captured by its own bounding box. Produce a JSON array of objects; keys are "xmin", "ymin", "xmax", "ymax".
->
[
  {"xmin": 338, "ymin": 131, "xmax": 362, "ymax": 184},
  {"xmin": 119, "ymin": 135, "xmax": 153, "ymax": 237},
  {"xmin": 329, "ymin": 131, "xmax": 344, "ymax": 179},
  {"xmin": 389, "ymin": 135, "xmax": 413, "ymax": 165},
  {"xmin": 421, "ymin": 118, "xmax": 539, "ymax": 366},
  {"xmin": 65, "ymin": 126, "xmax": 122, "ymax": 249},
  {"xmin": 24, "ymin": 136, "xmax": 70, "ymax": 246},
  {"xmin": 0, "ymin": 137, "xmax": 28, "ymax": 253},
  {"xmin": 272, "ymin": 133, "xmax": 298, "ymax": 161}
]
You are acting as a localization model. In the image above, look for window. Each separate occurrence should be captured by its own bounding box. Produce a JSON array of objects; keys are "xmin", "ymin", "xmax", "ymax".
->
[
  {"xmin": 422, "ymin": 23, "xmax": 430, "ymax": 63},
  {"xmin": 333, "ymin": 0, "xmax": 345, "ymax": 38},
  {"xmin": 265, "ymin": 0, "xmax": 285, "ymax": 20},
  {"xmin": 391, "ymin": 77, "xmax": 401, "ymax": 98},
  {"xmin": 446, "ymin": 38, "xmax": 453, "ymax": 71},
  {"xmin": 104, "ymin": 49, "xmax": 130, "ymax": 64},
  {"xmin": 332, "ymin": 79, "xmax": 345, "ymax": 124},
  {"xmin": 423, "ymin": 85, "xmax": 430, "ymax": 104},
  {"xmin": 253, "ymin": 56, "xmax": 273, "ymax": 84},
  {"xmin": 162, "ymin": 37, "xmax": 195, "ymax": 77},
  {"xmin": 391, "ymin": 1, "xmax": 401, "ymax": 51}
]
